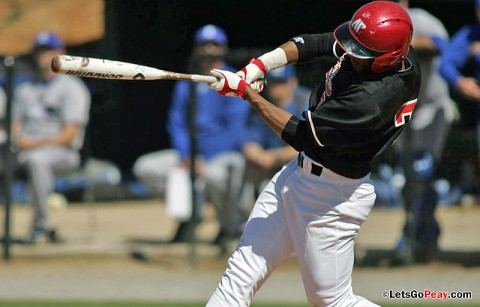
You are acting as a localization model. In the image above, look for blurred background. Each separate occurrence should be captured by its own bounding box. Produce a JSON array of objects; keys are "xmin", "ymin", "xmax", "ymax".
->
[
  {"xmin": 0, "ymin": 0, "xmax": 475, "ymax": 174},
  {"xmin": 0, "ymin": 0, "xmax": 480, "ymax": 306}
]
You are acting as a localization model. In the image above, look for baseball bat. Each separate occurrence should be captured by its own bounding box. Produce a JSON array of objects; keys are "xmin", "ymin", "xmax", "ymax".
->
[{"xmin": 51, "ymin": 55, "xmax": 218, "ymax": 83}]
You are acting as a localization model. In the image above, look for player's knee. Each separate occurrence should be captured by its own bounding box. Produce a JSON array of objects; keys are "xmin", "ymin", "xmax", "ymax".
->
[{"xmin": 132, "ymin": 157, "xmax": 147, "ymax": 179}]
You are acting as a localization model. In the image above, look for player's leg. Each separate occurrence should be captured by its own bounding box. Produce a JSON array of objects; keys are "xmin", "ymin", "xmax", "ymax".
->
[
  {"xmin": 132, "ymin": 149, "xmax": 179, "ymax": 197},
  {"xmin": 396, "ymin": 108, "xmax": 450, "ymax": 263},
  {"xmin": 204, "ymin": 152, "xmax": 246, "ymax": 239},
  {"xmin": 237, "ymin": 162, "xmax": 276, "ymax": 224},
  {"xmin": 206, "ymin": 160, "xmax": 296, "ymax": 307},
  {"xmin": 17, "ymin": 146, "xmax": 79, "ymax": 240},
  {"xmin": 283, "ymin": 158, "xmax": 378, "ymax": 306}
]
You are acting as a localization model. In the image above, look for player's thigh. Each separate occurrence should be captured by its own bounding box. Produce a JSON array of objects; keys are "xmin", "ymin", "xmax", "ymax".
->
[
  {"xmin": 204, "ymin": 151, "xmax": 245, "ymax": 185},
  {"xmin": 18, "ymin": 146, "xmax": 79, "ymax": 171},
  {"xmin": 240, "ymin": 167, "xmax": 295, "ymax": 271},
  {"xmin": 133, "ymin": 149, "xmax": 179, "ymax": 180}
]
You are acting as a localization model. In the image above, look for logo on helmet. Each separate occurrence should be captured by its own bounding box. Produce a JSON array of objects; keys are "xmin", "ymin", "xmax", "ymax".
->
[{"xmin": 351, "ymin": 19, "xmax": 366, "ymax": 33}]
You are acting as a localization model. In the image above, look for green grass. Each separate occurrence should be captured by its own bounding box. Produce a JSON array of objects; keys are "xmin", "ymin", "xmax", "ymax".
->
[{"xmin": 0, "ymin": 301, "xmax": 477, "ymax": 307}]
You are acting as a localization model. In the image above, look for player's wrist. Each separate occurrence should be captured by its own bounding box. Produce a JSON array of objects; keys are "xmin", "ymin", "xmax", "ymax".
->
[
  {"xmin": 257, "ymin": 48, "xmax": 288, "ymax": 72},
  {"xmin": 249, "ymin": 58, "xmax": 268, "ymax": 75},
  {"xmin": 237, "ymin": 79, "xmax": 249, "ymax": 99}
]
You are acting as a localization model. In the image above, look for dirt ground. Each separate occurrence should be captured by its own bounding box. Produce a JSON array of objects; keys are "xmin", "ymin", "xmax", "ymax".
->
[{"xmin": 0, "ymin": 200, "xmax": 479, "ymax": 304}]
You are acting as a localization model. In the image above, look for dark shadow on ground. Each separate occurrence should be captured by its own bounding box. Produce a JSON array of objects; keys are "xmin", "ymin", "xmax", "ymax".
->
[{"xmin": 356, "ymin": 248, "xmax": 480, "ymax": 268}]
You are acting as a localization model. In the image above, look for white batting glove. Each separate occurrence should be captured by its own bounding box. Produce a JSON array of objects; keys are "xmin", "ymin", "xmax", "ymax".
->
[
  {"xmin": 210, "ymin": 69, "xmax": 249, "ymax": 99},
  {"xmin": 250, "ymin": 79, "xmax": 265, "ymax": 93},
  {"xmin": 236, "ymin": 58, "xmax": 268, "ymax": 84}
]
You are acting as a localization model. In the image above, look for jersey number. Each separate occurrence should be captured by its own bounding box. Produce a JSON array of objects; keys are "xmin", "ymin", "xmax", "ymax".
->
[{"xmin": 394, "ymin": 99, "xmax": 417, "ymax": 127}]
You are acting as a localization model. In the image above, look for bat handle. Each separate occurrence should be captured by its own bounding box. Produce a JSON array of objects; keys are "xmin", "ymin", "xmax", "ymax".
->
[{"xmin": 192, "ymin": 74, "xmax": 218, "ymax": 83}]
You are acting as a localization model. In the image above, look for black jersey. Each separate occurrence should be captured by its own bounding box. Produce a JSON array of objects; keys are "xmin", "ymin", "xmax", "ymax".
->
[{"xmin": 282, "ymin": 33, "xmax": 421, "ymax": 179}]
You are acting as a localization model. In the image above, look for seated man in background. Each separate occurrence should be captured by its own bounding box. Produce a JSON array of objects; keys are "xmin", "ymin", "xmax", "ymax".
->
[
  {"xmin": 240, "ymin": 66, "xmax": 310, "ymax": 218},
  {"xmin": 13, "ymin": 31, "xmax": 91, "ymax": 244}
]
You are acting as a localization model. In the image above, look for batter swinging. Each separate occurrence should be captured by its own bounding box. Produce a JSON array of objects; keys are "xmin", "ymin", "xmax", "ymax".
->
[{"xmin": 207, "ymin": 1, "xmax": 420, "ymax": 306}]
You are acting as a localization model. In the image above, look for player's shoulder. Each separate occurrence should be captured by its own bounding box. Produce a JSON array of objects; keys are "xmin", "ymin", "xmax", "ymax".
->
[
  {"xmin": 53, "ymin": 74, "xmax": 89, "ymax": 90},
  {"xmin": 408, "ymin": 7, "xmax": 438, "ymax": 22}
]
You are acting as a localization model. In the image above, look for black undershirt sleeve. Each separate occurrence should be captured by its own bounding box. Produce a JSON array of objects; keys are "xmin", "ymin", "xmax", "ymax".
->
[
  {"xmin": 289, "ymin": 33, "xmax": 336, "ymax": 63},
  {"xmin": 281, "ymin": 115, "xmax": 310, "ymax": 152}
]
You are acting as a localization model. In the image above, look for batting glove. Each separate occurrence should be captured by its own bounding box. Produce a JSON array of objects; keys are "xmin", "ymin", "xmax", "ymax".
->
[
  {"xmin": 236, "ymin": 58, "xmax": 268, "ymax": 84},
  {"xmin": 210, "ymin": 69, "xmax": 249, "ymax": 99},
  {"xmin": 250, "ymin": 79, "xmax": 265, "ymax": 93}
]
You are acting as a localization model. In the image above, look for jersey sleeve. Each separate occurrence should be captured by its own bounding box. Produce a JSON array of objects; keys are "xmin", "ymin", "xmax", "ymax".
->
[
  {"xmin": 281, "ymin": 93, "xmax": 381, "ymax": 151},
  {"xmin": 290, "ymin": 33, "xmax": 337, "ymax": 63},
  {"xmin": 439, "ymin": 26, "xmax": 473, "ymax": 88},
  {"xmin": 63, "ymin": 78, "xmax": 91, "ymax": 125}
]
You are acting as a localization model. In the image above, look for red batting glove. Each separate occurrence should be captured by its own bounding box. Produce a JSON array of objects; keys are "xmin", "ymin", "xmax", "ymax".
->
[
  {"xmin": 236, "ymin": 58, "xmax": 268, "ymax": 84},
  {"xmin": 210, "ymin": 69, "xmax": 249, "ymax": 99}
]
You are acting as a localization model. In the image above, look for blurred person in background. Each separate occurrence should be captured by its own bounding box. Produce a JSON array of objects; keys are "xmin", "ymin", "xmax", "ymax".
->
[
  {"xmin": 439, "ymin": 0, "xmax": 480, "ymax": 198},
  {"xmin": 132, "ymin": 24, "xmax": 249, "ymax": 243},
  {"xmin": 13, "ymin": 31, "xmax": 91, "ymax": 244},
  {"xmin": 389, "ymin": 0, "xmax": 456, "ymax": 264},
  {"xmin": 239, "ymin": 65, "xmax": 310, "ymax": 220},
  {"xmin": 0, "ymin": 87, "xmax": 6, "ymax": 178}
]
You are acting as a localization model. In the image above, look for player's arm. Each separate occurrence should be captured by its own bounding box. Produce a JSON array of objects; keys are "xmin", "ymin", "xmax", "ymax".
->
[
  {"xmin": 238, "ymin": 33, "xmax": 336, "ymax": 84},
  {"xmin": 14, "ymin": 123, "xmax": 81, "ymax": 150},
  {"xmin": 210, "ymin": 70, "xmax": 302, "ymax": 149},
  {"xmin": 244, "ymin": 86, "xmax": 293, "ymax": 139},
  {"xmin": 439, "ymin": 27, "xmax": 480, "ymax": 101},
  {"xmin": 210, "ymin": 69, "xmax": 382, "ymax": 152},
  {"xmin": 244, "ymin": 142, "xmax": 297, "ymax": 171}
]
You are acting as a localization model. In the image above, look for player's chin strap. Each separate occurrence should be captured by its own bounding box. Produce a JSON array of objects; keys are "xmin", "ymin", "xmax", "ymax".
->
[{"xmin": 333, "ymin": 41, "xmax": 342, "ymax": 59}]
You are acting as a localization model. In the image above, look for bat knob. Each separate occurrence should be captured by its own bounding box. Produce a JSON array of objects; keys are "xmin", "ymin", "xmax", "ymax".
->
[{"xmin": 51, "ymin": 55, "xmax": 60, "ymax": 73}]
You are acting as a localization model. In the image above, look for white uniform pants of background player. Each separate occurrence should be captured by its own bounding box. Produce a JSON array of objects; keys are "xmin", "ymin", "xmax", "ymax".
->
[
  {"xmin": 207, "ymin": 154, "xmax": 380, "ymax": 307},
  {"xmin": 17, "ymin": 145, "xmax": 80, "ymax": 232},
  {"xmin": 133, "ymin": 149, "xmax": 246, "ymax": 233}
]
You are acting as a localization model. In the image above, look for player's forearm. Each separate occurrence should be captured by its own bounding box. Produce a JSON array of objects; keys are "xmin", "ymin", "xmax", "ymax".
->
[
  {"xmin": 30, "ymin": 124, "xmax": 80, "ymax": 148},
  {"xmin": 244, "ymin": 87, "xmax": 293, "ymax": 138},
  {"xmin": 271, "ymin": 146, "xmax": 298, "ymax": 164},
  {"xmin": 278, "ymin": 41, "xmax": 300, "ymax": 65}
]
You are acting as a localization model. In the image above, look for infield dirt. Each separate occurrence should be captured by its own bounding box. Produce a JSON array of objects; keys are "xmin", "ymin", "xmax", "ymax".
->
[{"xmin": 0, "ymin": 200, "xmax": 479, "ymax": 304}]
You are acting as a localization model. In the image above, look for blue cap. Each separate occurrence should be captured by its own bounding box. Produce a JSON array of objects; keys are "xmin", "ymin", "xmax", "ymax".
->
[
  {"xmin": 33, "ymin": 31, "xmax": 65, "ymax": 50},
  {"xmin": 194, "ymin": 24, "xmax": 228, "ymax": 45},
  {"xmin": 267, "ymin": 66, "xmax": 296, "ymax": 82},
  {"xmin": 477, "ymin": 0, "xmax": 480, "ymax": 7}
]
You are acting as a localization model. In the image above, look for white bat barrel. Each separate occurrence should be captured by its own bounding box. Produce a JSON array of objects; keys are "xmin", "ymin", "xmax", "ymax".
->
[
  {"xmin": 51, "ymin": 55, "xmax": 218, "ymax": 83},
  {"xmin": 51, "ymin": 55, "xmax": 168, "ymax": 80}
]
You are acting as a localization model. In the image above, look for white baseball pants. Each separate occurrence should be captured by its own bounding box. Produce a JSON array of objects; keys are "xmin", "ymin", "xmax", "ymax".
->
[
  {"xmin": 17, "ymin": 145, "xmax": 80, "ymax": 231},
  {"xmin": 206, "ymin": 154, "xmax": 380, "ymax": 307}
]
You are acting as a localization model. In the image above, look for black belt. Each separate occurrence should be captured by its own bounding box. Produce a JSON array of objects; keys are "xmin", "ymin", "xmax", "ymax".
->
[{"xmin": 297, "ymin": 153, "xmax": 323, "ymax": 176}]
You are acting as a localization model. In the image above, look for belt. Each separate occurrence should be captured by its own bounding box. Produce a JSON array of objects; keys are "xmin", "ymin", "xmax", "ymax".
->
[{"xmin": 297, "ymin": 153, "xmax": 323, "ymax": 176}]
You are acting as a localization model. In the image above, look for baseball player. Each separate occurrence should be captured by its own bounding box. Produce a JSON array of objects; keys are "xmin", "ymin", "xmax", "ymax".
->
[
  {"xmin": 207, "ymin": 1, "xmax": 420, "ymax": 306},
  {"xmin": 13, "ymin": 31, "xmax": 91, "ymax": 244},
  {"xmin": 391, "ymin": 0, "xmax": 455, "ymax": 264}
]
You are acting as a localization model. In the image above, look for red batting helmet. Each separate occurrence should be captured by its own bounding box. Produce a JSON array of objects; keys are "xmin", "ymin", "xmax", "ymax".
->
[{"xmin": 334, "ymin": 1, "xmax": 413, "ymax": 73}]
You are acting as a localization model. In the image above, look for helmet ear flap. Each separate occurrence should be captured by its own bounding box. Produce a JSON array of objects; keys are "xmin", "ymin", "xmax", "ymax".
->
[{"xmin": 371, "ymin": 48, "xmax": 408, "ymax": 73}]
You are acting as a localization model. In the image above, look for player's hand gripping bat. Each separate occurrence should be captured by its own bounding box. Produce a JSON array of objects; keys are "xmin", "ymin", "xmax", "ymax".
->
[{"xmin": 51, "ymin": 55, "xmax": 266, "ymax": 91}]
